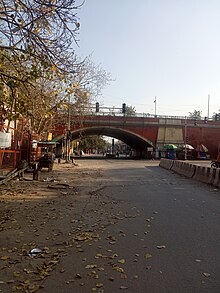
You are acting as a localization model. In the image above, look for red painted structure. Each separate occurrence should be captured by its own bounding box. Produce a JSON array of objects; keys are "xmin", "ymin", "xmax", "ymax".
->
[{"xmin": 51, "ymin": 114, "xmax": 220, "ymax": 158}]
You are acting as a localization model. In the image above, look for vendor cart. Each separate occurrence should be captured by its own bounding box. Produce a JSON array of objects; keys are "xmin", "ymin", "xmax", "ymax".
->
[{"xmin": 34, "ymin": 142, "xmax": 57, "ymax": 171}]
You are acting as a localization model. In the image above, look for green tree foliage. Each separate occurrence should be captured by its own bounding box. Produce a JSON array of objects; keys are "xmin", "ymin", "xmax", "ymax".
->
[
  {"xmin": 0, "ymin": 1, "xmax": 112, "ymax": 137},
  {"xmin": 125, "ymin": 105, "xmax": 136, "ymax": 116},
  {"xmin": 79, "ymin": 135, "xmax": 110, "ymax": 152},
  {"xmin": 212, "ymin": 109, "xmax": 220, "ymax": 121},
  {"xmin": 0, "ymin": 0, "xmax": 80, "ymax": 131},
  {"xmin": 0, "ymin": 49, "xmax": 111, "ymax": 136},
  {"xmin": 188, "ymin": 110, "xmax": 202, "ymax": 119}
]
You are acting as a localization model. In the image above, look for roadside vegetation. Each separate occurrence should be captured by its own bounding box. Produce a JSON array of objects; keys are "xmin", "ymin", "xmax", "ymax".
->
[{"xmin": 0, "ymin": 0, "xmax": 111, "ymax": 137}]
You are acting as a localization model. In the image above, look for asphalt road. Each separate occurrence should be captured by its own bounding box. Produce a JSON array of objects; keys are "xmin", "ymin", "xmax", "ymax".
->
[
  {"xmin": 2, "ymin": 158, "xmax": 218, "ymax": 293},
  {"xmin": 62, "ymin": 158, "xmax": 220, "ymax": 293}
]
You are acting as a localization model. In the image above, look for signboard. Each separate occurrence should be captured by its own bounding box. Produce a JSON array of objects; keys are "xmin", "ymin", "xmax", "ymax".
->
[
  {"xmin": 47, "ymin": 132, "xmax": 53, "ymax": 141},
  {"xmin": 0, "ymin": 132, "xmax": 11, "ymax": 148}
]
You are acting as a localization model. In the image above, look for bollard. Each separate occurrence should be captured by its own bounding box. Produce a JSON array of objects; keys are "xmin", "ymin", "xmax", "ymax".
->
[{"xmin": 33, "ymin": 169, "xmax": 40, "ymax": 181}]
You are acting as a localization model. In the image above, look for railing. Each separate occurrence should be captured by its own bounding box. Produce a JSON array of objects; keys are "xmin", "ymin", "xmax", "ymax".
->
[
  {"xmin": 0, "ymin": 150, "xmax": 21, "ymax": 169},
  {"xmin": 56, "ymin": 108, "xmax": 213, "ymax": 121}
]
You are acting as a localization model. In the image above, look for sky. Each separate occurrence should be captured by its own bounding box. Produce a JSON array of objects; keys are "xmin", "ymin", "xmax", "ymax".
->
[{"xmin": 75, "ymin": 0, "xmax": 220, "ymax": 117}]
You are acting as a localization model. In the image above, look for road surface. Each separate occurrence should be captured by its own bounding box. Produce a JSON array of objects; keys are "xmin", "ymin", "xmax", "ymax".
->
[{"xmin": 0, "ymin": 159, "xmax": 219, "ymax": 293}]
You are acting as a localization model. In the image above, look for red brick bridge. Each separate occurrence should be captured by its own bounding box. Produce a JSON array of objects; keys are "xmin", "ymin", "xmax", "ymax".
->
[{"xmin": 51, "ymin": 113, "xmax": 220, "ymax": 158}]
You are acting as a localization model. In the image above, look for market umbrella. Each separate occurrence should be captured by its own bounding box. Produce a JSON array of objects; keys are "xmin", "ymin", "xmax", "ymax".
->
[
  {"xmin": 198, "ymin": 144, "xmax": 208, "ymax": 152},
  {"xmin": 182, "ymin": 144, "xmax": 194, "ymax": 150},
  {"xmin": 163, "ymin": 144, "xmax": 178, "ymax": 150}
]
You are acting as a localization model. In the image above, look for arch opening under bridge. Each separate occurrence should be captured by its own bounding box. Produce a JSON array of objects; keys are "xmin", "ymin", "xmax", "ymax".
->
[{"xmin": 54, "ymin": 126, "xmax": 155, "ymax": 156}]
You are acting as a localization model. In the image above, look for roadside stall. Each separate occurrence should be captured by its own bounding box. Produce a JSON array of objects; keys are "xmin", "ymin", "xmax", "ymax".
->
[
  {"xmin": 163, "ymin": 144, "xmax": 177, "ymax": 159},
  {"xmin": 33, "ymin": 142, "xmax": 57, "ymax": 171},
  {"xmin": 197, "ymin": 144, "xmax": 208, "ymax": 159}
]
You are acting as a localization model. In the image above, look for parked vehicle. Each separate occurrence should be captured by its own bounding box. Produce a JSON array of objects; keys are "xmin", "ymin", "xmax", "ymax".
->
[
  {"xmin": 34, "ymin": 142, "xmax": 57, "ymax": 171},
  {"xmin": 211, "ymin": 154, "xmax": 220, "ymax": 168}
]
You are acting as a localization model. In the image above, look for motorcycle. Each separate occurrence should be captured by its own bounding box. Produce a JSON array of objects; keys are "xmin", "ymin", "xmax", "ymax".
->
[
  {"xmin": 211, "ymin": 154, "xmax": 220, "ymax": 168},
  {"xmin": 211, "ymin": 160, "xmax": 220, "ymax": 168}
]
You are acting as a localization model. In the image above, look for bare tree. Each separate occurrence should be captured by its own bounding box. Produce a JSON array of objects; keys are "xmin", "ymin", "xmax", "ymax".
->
[
  {"xmin": 0, "ymin": 52, "xmax": 112, "ymax": 136},
  {"xmin": 0, "ymin": 2, "xmax": 113, "ymax": 137},
  {"xmin": 189, "ymin": 110, "xmax": 202, "ymax": 120},
  {"xmin": 0, "ymin": 0, "xmax": 82, "ymax": 75}
]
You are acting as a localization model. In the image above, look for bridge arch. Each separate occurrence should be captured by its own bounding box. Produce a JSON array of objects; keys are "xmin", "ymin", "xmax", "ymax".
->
[
  {"xmin": 69, "ymin": 126, "xmax": 154, "ymax": 150},
  {"xmin": 55, "ymin": 126, "xmax": 154, "ymax": 151}
]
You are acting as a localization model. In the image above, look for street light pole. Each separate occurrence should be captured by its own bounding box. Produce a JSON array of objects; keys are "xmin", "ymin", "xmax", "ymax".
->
[
  {"xmin": 154, "ymin": 96, "xmax": 157, "ymax": 117},
  {"xmin": 184, "ymin": 116, "xmax": 187, "ymax": 160},
  {"xmin": 66, "ymin": 93, "xmax": 71, "ymax": 162},
  {"xmin": 207, "ymin": 94, "xmax": 210, "ymax": 119}
]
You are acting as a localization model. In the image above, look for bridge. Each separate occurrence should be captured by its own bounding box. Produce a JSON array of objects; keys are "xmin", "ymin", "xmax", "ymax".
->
[{"xmin": 51, "ymin": 112, "xmax": 220, "ymax": 158}]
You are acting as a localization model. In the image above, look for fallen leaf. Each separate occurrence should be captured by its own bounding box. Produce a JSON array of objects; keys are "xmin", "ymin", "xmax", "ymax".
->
[
  {"xmin": 118, "ymin": 259, "xmax": 125, "ymax": 264},
  {"xmin": 0, "ymin": 255, "xmax": 10, "ymax": 260},
  {"xmin": 85, "ymin": 264, "xmax": 97, "ymax": 269},
  {"xmin": 120, "ymin": 273, "xmax": 127, "ymax": 279},
  {"xmin": 145, "ymin": 253, "xmax": 152, "ymax": 259},
  {"xmin": 13, "ymin": 272, "xmax": 20, "ymax": 277},
  {"xmin": 96, "ymin": 283, "xmax": 103, "ymax": 288},
  {"xmin": 157, "ymin": 245, "xmax": 166, "ymax": 249},
  {"xmin": 75, "ymin": 273, "xmax": 82, "ymax": 279},
  {"xmin": 24, "ymin": 269, "xmax": 34, "ymax": 274},
  {"xmin": 7, "ymin": 280, "xmax": 15, "ymax": 283},
  {"xmin": 29, "ymin": 284, "xmax": 40, "ymax": 292},
  {"xmin": 120, "ymin": 286, "xmax": 128, "ymax": 289},
  {"xmin": 113, "ymin": 266, "xmax": 124, "ymax": 273}
]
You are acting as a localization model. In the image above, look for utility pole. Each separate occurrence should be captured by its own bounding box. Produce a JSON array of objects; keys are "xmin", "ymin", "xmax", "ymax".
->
[
  {"xmin": 154, "ymin": 96, "xmax": 157, "ymax": 117},
  {"xmin": 184, "ymin": 116, "xmax": 187, "ymax": 160},
  {"xmin": 66, "ymin": 94, "xmax": 71, "ymax": 162},
  {"xmin": 207, "ymin": 94, "xmax": 210, "ymax": 119}
]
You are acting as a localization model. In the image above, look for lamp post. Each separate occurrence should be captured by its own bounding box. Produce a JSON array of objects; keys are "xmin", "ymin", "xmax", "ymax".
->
[
  {"xmin": 207, "ymin": 94, "xmax": 210, "ymax": 119},
  {"xmin": 65, "ymin": 93, "xmax": 71, "ymax": 162},
  {"xmin": 184, "ymin": 116, "xmax": 187, "ymax": 160},
  {"xmin": 154, "ymin": 96, "xmax": 157, "ymax": 117}
]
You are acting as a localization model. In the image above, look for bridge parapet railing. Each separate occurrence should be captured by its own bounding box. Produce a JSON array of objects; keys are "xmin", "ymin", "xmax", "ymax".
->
[{"xmin": 55, "ymin": 109, "xmax": 213, "ymax": 121}]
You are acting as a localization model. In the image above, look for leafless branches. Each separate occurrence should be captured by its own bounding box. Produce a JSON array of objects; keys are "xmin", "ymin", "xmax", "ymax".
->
[{"xmin": 0, "ymin": 0, "xmax": 82, "ymax": 70}]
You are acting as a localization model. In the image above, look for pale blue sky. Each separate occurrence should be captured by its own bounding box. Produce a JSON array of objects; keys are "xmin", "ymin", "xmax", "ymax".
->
[{"xmin": 76, "ymin": 0, "xmax": 220, "ymax": 117}]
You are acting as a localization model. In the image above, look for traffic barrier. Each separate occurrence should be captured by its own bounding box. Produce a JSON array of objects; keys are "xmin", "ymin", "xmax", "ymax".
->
[
  {"xmin": 207, "ymin": 167, "xmax": 216, "ymax": 185},
  {"xmin": 159, "ymin": 158, "xmax": 174, "ymax": 170},
  {"xmin": 159, "ymin": 160, "xmax": 220, "ymax": 188},
  {"xmin": 177, "ymin": 162, "xmax": 196, "ymax": 178},
  {"xmin": 171, "ymin": 161, "xmax": 196, "ymax": 178},
  {"xmin": 171, "ymin": 160, "xmax": 183, "ymax": 173},
  {"xmin": 213, "ymin": 168, "xmax": 220, "ymax": 188},
  {"xmin": 193, "ymin": 166, "xmax": 215, "ymax": 184}
]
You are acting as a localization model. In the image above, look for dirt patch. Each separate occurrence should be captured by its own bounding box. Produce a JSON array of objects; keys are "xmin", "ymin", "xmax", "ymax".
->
[
  {"xmin": 0, "ymin": 161, "xmax": 138, "ymax": 293},
  {"xmin": 0, "ymin": 162, "xmax": 99, "ymax": 291}
]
